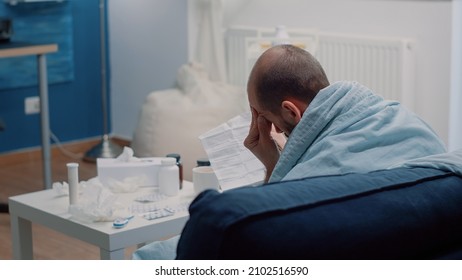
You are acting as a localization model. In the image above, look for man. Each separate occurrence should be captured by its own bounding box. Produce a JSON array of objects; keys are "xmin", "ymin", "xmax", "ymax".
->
[
  {"xmin": 244, "ymin": 44, "xmax": 446, "ymax": 183},
  {"xmin": 132, "ymin": 45, "xmax": 454, "ymax": 260}
]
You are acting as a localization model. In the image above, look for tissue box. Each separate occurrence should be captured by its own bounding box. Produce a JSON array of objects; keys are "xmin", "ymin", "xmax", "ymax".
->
[{"xmin": 97, "ymin": 157, "xmax": 163, "ymax": 187}]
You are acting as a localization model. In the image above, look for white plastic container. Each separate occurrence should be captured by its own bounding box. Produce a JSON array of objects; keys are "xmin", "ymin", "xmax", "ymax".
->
[
  {"xmin": 158, "ymin": 157, "xmax": 180, "ymax": 196},
  {"xmin": 273, "ymin": 25, "xmax": 290, "ymax": 46},
  {"xmin": 66, "ymin": 162, "xmax": 79, "ymax": 205}
]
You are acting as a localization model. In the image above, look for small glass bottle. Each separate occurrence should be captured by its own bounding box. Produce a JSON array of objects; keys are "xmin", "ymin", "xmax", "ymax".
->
[
  {"xmin": 158, "ymin": 157, "xmax": 180, "ymax": 196},
  {"xmin": 166, "ymin": 153, "xmax": 183, "ymax": 189}
]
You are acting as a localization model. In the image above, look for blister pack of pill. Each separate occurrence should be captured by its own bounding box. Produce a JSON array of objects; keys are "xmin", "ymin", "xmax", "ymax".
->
[
  {"xmin": 142, "ymin": 207, "xmax": 175, "ymax": 220},
  {"xmin": 130, "ymin": 203, "xmax": 159, "ymax": 214},
  {"xmin": 169, "ymin": 201, "xmax": 189, "ymax": 212}
]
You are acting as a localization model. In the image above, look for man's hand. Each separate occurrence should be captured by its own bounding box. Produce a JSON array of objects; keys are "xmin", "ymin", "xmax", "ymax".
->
[{"xmin": 244, "ymin": 109, "xmax": 280, "ymax": 182}]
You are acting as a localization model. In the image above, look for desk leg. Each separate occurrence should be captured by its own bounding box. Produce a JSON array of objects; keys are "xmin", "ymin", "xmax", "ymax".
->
[
  {"xmin": 100, "ymin": 248, "xmax": 125, "ymax": 260},
  {"xmin": 37, "ymin": 54, "xmax": 52, "ymax": 189},
  {"xmin": 10, "ymin": 213, "xmax": 33, "ymax": 260}
]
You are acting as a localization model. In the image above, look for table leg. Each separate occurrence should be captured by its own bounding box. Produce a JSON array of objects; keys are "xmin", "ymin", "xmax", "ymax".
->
[
  {"xmin": 100, "ymin": 248, "xmax": 125, "ymax": 260},
  {"xmin": 10, "ymin": 213, "xmax": 33, "ymax": 260},
  {"xmin": 37, "ymin": 53, "xmax": 52, "ymax": 189}
]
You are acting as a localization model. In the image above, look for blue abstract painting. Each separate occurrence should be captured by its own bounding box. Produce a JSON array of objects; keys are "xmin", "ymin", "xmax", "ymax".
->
[{"xmin": 0, "ymin": 1, "xmax": 74, "ymax": 90}]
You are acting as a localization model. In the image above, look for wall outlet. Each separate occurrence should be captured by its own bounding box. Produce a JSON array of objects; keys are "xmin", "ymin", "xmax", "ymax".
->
[{"xmin": 25, "ymin": 96, "xmax": 40, "ymax": 115}]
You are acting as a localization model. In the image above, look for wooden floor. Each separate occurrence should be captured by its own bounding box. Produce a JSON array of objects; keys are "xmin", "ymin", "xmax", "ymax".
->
[{"xmin": 0, "ymin": 138, "xmax": 137, "ymax": 260}]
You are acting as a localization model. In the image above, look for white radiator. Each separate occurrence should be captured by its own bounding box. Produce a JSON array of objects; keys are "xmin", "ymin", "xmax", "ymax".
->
[
  {"xmin": 316, "ymin": 33, "xmax": 415, "ymax": 109},
  {"xmin": 225, "ymin": 26, "xmax": 415, "ymax": 110},
  {"xmin": 225, "ymin": 26, "xmax": 318, "ymax": 87}
]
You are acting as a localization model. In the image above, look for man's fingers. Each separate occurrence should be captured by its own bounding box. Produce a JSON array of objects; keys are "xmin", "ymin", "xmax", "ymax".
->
[
  {"xmin": 257, "ymin": 115, "xmax": 272, "ymax": 139},
  {"xmin": 249, "ymin": 108, "xmax": 257, "ymax": 125},
  {"xmin": 244, "ymin": 110, "xmax": 260, "ymax": 149}
]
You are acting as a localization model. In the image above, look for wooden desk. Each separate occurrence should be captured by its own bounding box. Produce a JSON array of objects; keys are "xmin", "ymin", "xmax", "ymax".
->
[{"xmin": 0, "ymin": 42, "xmax": 58, "ymax": 189}]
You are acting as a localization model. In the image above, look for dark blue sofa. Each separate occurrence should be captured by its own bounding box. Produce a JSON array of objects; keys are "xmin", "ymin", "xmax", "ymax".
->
[{"xmin": 176, "ymin": 167, "xmax": 462, "ymax": 259}]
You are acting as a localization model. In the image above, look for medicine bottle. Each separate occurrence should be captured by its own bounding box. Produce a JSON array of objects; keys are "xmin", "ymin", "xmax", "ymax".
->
[
  {"xmin": 196, "ymin": 158, "xmax": 211, "ymax": 167},
  {"xmin": 158, "ymin": 157, "xmax": 180, "ymax": 196},
  {"xmin": 166, "ymin": 153, "xmax": 183, "ymax": 189},
  {"xmin": 66, "ymin": 162, "xmax": 79, "ymax": 205}
]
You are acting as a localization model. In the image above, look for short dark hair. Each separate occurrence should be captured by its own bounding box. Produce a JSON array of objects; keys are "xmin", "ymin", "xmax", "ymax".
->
[{"xmin": 252, "ymin": 45, "xmax": 329, "ymax": 112}]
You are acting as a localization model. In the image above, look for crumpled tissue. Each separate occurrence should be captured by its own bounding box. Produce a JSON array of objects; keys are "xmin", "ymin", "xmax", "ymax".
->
[
  {"xmin": 52, "ymin": 181, "xmax": 71, "ymax": 196},
  {"xmin": 116, "ymin": 146, "xmax": 141, "ymax": 162},
  {"xmin": 52, "ymin": 177, "xmax": 103, "ymax": 196},
  {"xmin": 53, "ymin": 177, "xmax": 132, "ymax": 223},
  {"xmin": 68, "ymin": 183, "xmax": 128, "ymax": 223}
]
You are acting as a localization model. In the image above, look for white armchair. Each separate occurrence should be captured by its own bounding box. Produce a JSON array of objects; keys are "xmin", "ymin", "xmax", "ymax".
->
[{"xmin": 131, "ymin": 63, "xmax": 248, "ymax": 180}]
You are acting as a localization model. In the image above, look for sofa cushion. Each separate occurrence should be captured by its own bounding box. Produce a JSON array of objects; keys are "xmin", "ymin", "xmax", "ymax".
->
[{"xmin": 176, "ymin": 167, "xmax": 462, "ymax": 259}]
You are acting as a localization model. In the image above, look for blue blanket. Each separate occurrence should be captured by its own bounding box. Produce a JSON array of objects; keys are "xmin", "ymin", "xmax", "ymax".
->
[
  {"xmin": 270, "ymin": 81, "xmax": 447, "ymax": 182},
  {"xmin": 391, "ymin": 148, "xmax": 462, "ymax": 176}
]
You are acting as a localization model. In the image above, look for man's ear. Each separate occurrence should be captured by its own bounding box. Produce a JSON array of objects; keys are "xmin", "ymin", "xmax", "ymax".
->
[{"xmin": 281, "ymin": 100, "xmax": 303, "ymax": 125}]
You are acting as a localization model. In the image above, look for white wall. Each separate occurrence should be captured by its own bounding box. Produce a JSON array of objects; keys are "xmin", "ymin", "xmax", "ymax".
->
[
  {"xmin": 221, "ymin": 0, "xmax": 452, "ymax": 145},
  {"xmin": 108, "ymin": 0, "xmax": 188, "ymax": 139},
  {"xmin": 449, "ymin": 0, "xmax": 462, "ymax": 151}
]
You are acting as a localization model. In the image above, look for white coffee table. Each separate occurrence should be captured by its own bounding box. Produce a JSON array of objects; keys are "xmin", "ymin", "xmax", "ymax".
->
[{"xmin": 9, "ymin": 181, "xmax": 196, "ymax": 260}]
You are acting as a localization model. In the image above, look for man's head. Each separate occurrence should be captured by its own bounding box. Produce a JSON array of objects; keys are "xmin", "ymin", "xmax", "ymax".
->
[{"xmin": 247, "ymin": 44, "xmax": 329, "ymax": 136}]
